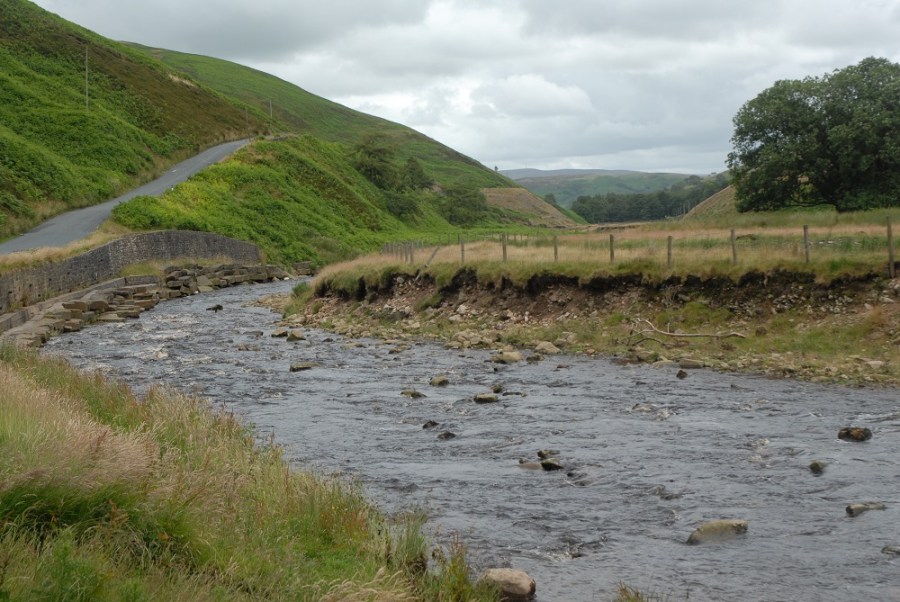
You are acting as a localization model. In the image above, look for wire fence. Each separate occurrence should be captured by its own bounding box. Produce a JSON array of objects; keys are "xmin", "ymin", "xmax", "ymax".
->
[{"xmin": 381, "ymin": 221, "xmax": 897, "ymax": 277}]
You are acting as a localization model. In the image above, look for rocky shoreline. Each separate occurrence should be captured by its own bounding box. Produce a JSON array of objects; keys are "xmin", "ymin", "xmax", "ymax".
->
[
  {"xmin": 267, "ymin": 268, "xmax": 900, "ymax": 387},
  {"xmin": 1, "ymin": 263, "xmax": 290, "ymax": 348}
]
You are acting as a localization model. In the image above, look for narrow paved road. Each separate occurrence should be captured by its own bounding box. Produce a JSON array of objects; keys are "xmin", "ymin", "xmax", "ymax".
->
[{"xmin": 0, "ymin": 139, "xmax": 250, "ymax": 255}]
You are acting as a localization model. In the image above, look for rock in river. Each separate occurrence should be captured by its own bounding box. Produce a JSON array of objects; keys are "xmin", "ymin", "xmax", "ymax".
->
[
  {"xmin": 479, "ymin": 568, "xmax": 536, "ymax": 601},
  {"xmin": 492, "ymin": 350, "xmax": 524, "ymax": 364},
  {"xmin": 686, "ymin": 519, "xmax": 749, "ymax": 545},
  {"xmin": 846, "ymin": 502, "xmax": 886, "ymax": 517},
  {"xmin": 809, "ymin": 460, "xmax": 827, "ymax": 475},
  {"xmin": 430, "ymin": 374, "xmax": 450, "ymax": 387},
  {"xmin": 474, "ymin": 393, "xmax": 499, "ymax": 404},
  {"xmin": 289, "ymin": 362, "xmax": 317, "ymax": 372},
  {"xmin": 838, "ymin": 427, "xmax": 872, "ymax": 442},
  {"xmin": 540, "ymin": 458, "xmax": 565, "ymax": 471}
]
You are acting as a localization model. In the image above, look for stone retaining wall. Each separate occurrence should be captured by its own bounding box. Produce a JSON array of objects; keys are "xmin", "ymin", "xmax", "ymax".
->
[{"xmin": 0, "ymin": 231, "xmax": 262, "ymax": 315}]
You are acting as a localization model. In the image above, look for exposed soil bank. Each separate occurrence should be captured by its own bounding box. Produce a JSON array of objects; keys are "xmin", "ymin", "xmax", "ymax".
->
[{"xmin": 275, "ymin": 268, "xmax": 900, "ymax": 386}]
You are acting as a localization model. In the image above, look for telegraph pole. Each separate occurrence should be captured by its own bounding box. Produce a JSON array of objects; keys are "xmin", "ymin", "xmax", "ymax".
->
[{"xmin": 85, "ymin": 46, "xmax": 90, "ymax": 112}]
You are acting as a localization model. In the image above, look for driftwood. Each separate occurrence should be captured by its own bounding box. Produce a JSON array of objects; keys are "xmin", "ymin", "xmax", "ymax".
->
[{"xmin": 628, "ymin": 319, "xmax": 746, "ymax": 347}]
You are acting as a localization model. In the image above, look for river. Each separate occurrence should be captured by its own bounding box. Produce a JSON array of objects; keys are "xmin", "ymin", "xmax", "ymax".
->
[{"xmin": 43, "ymin": 279, "xmax": 900, "ymax": 602}]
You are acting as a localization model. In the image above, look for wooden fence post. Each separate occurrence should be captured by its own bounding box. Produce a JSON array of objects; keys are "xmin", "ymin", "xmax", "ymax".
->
[
  {"xmin": 731, "ymin": 229, "xmax": 737, "ymax": 265},
  {"xmin": 667, "ymin": 235, "xmax": 673, "ymax": 268},
  {"xmin": 803, "ymin": 225, "xmax": 810, "ymax": 264},
  {"xmin": 553, "ymin": 236, "xmax": 559, "ymax": 263},
  {"xmin": 609, "ymin": 234, "xmax": 615, "ymax": 263},
  {"xmin": 889, "ymin": 219, "xmax": 896, "ymax": 279},
  {"xmin": 459, "ymin": 234, "xmax": 465, "ymax": 263},
  {"xmin": 502, "ymin": 234, "xmax": 508, "ymax": 262}
]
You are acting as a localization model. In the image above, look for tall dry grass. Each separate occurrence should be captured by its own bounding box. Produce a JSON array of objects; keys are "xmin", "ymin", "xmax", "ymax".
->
[
  {"xmin": 347, "ymin": 220, "xmax": 895, "ymax": 293},
  {"xmin": 0, "ymin": 346, "xmax": 499, "ymax": 601}
]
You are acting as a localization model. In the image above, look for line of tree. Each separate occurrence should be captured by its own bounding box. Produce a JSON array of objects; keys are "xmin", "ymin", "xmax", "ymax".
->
[
  {"xmin": 728, "ymin": 57, "xmax": 900, "ymax": 212},
  {"xmin": 570, "ymin": 173, "xmax": 730, "ymax": 223},
  {"xmin": 353, "ymin": 134, "xmax": 494, "ymax": 226}
]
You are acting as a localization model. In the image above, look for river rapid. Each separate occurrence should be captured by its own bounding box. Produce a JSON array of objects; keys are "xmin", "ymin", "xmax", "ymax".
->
[{"xmin": 44, "ymin": 279, "xmax": 900, "ymax": 602}]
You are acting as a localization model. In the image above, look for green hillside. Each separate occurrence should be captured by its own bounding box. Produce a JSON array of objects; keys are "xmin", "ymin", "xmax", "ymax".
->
[
  {"xmin": 1, "ymin": 0, "xmax": 573, "ymax": 259},
  {"xmin": 129, "ymin": 45, "xmax": 513, "ymax": 191},
  {"xmin": 505, "ymin": 169, "xmax": 691, "ymax": 207},
  {"xmin": 0, "ymin": 0, "xmax": 267, "ymax": 238},
  {"xmin": 112, "ymin": 135, "xmax": 518, "ymax": 265}
]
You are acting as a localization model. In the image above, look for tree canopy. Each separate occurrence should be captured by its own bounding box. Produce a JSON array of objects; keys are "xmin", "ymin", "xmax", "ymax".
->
[
  {"xmin": 571, "ymin": 173, "xmax": 729, "ymax": 223},
  {"xmin": 727, "ymin": 57, "xmax": 900, "ymax": 212}
]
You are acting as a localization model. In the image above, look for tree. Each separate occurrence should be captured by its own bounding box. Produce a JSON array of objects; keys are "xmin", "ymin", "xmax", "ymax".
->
[
  {"xmin": 353, "ymin": 134, "xmax": 398, "ymax": 190},
  {"xmin": 437, "ymin": 185, "xmax": 490, "ymax": 226},
  {"xmin": 400, "ymin": 157, "xmax": 433, "ymax": 190},
  {"xmin": 727, "ymin": 57, "xmax": 900, "ymax": 212}
]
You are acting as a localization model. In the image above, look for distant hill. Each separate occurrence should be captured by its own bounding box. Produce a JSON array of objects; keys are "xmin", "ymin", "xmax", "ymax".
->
[
  {"xmin": 502, "ymin": 168, "xmax": 693, "ymax": 208},
  {"xmin": 685, "ymin": 185, "xmax": 738, "ymax": 221}
]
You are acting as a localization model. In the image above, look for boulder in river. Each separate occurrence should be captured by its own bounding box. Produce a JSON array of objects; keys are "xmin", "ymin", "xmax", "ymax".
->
[
  {"xmin": 882, "ymin": 546, "xmax": 900, "ymax": 557},
  {"xmin": 846, "ymin": 502, "xmax": 886, "ymax": 517},
  {"xmin": 838, "ymin": 427, "xmax": 872, "ymax": 442},
  {"xmin": 437, "ymin": 431, "xmax": 457, "ymax": 440},
  {"xmin": 422, "ymin": 420, "xmax": 439, "ymax": 429},
  {"xmin": 401, "ymin": 389, "xmax": 426, "ymax": 399},
  {"xmin": 537, "ymin": 449, "xmax": 559, "ymax": 460},
  {"xmin": 676, "ymin": 369, "xmax": 688, "ymax": 379},
  {"xmin": 492, "ymin": 350, "xmax": 524, "ymax": 364},
  {"xmin": 271, "ymin": 328, "xmax": 289, "ymax": 338},
  {"xmin": 686, "ymin": 519, "xmax": 749, "ymax": 545},
  {"xmin": 430, "ymin": 375, "xmax": 450, "ymax": 387},
  {"xmin": 540, "ymin": 458, "xmax": 565, "ymax": 471},
  {"xmin": 289, "ymin": 362, "xmax": 317, "ymax": 372},
  {"xmin": 286, "ymin": 329, "xmax": 305, "ymax": 342},
  {"xmin": 474, "ymin": 393, "xmax": 499, "ymax": 404},
  {"xmin": 479, "ymin": 568, "xmax": 536, "ymax": 601},
  {"xmin": 808, "ymin": 460, "xmax": 827, "ymax": 475}
]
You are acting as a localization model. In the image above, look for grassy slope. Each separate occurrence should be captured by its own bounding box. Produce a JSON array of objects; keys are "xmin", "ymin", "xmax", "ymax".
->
[
  {"xmin": 129, "ymin": 45, "xmax": 514, "ymax": 191},
  {"xmin": 112, "ymin": 135, "xmax": 538, "ymax": 266},
  {"xmin": 510, "ymin": 171, "xmax": 690, "ymax": 207},
  {"xmin": 0, "ymin": 346, "xmax": 498, "ymax": 601},
  {"xmin": 0, "ymin": 0, "xmax": 266, "ymax": 238}
]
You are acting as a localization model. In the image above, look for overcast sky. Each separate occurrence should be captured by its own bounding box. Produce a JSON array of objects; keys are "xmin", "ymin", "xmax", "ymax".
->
[{"xmin": 32, "ymin": 0, "xmax": 900, "ymax": 174}]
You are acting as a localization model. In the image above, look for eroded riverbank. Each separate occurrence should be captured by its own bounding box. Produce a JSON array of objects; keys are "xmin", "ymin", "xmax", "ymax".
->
[
  {"xmin": 44, "ymin": 279, "xmax": 900, "ymax": 602},
  {"xmin": 279, "ymin": 267, "xmax": 900, "ymax": 386}
]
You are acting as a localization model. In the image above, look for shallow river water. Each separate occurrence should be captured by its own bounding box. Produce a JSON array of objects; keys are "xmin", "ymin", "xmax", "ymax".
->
[{"xmin": 44, "ymin": 280, "xmax": 900, "ymax": 602}]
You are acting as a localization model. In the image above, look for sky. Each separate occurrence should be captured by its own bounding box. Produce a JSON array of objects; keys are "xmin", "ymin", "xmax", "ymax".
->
[{"xmin": 32, "ymin": 0, "xmax": 900, "ymax": 174}]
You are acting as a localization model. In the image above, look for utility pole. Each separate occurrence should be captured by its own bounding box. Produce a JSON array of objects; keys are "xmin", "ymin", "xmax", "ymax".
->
[{"xmin": 84, "ymin": 46, "xmax": 89, "ymax": 112}]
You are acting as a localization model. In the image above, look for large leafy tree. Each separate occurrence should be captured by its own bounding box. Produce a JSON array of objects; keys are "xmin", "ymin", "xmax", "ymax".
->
[{"xmin": 727, "ymin": 57, "xmax": 900, "ymax": 212}]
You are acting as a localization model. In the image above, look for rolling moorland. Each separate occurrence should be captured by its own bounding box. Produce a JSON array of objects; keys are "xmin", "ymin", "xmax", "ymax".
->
[{"xmin": 502, "ymin": 168, "xmax": 692, "ymax": 208}]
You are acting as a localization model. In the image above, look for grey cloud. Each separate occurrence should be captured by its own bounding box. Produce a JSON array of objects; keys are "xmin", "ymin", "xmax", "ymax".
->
[
  {"xmin": 35, "ymin": 0, "xmax": 429, "ymax": 61},
  {"xmin": 30, "ymin": 0, "xmax": 900, "ymax": 173}
]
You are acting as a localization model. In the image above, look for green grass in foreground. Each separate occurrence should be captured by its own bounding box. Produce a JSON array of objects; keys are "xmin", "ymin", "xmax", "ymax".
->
[{"xmin": 0, "ymin": 345, "xmax": 499, "ymax": 601}]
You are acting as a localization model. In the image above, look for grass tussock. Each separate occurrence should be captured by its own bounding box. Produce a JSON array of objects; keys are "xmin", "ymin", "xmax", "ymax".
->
[{"xmin": 0, "ymin": 345, "xmax": 499, "ymax": 601}]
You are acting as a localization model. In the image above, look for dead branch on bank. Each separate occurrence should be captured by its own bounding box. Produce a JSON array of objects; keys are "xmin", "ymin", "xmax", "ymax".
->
[{"xmin": 627, "ymin": 319, "xmax": 746, "ymax": 348}]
